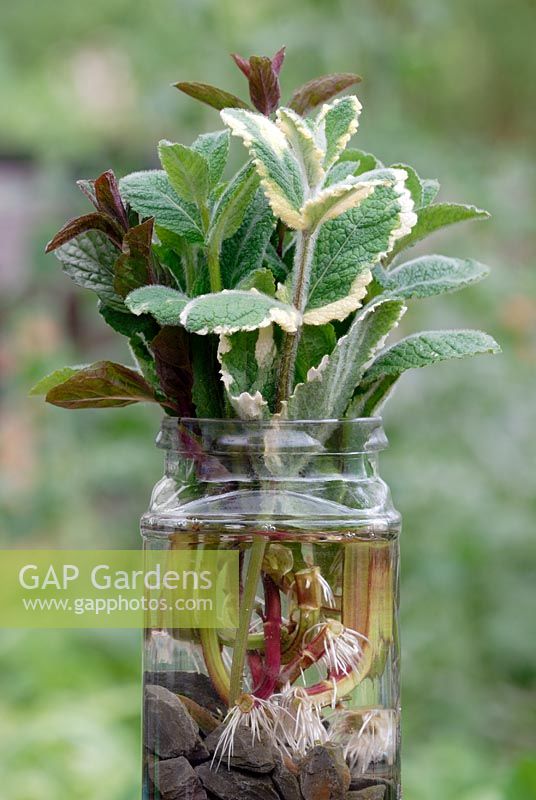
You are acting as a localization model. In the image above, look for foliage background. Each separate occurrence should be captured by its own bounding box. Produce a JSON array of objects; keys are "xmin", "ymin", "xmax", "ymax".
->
[{"xmin": 0, "ymin": 0, "xmax": 535, "ymax": 798}]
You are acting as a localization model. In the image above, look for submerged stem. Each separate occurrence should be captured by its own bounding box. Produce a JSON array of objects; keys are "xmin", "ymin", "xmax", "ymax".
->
[{"xmin": 229, "ymin": 535, "xmax": 267, "ymax": 706}]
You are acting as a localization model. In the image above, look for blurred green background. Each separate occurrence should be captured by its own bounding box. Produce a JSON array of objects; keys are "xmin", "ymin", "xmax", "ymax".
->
[{"xmin": 0, "ymin": 0, "xmax": 535, "ymax": 798}]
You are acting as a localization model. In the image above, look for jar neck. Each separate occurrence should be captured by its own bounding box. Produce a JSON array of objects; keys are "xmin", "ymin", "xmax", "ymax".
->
[{"xmin": 158, "ymin": 418, "xmax": 388, "ymax": 483}]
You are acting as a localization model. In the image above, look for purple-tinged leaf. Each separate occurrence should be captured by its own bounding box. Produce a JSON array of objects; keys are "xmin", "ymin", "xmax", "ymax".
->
[
  {"xmin": 248, "ymin": 55, "xmax": 281, "ymax": 115},
  {"xmin": 114, "ymin": 218, "xmax": 154, "ymax": 298},
  {"xmin": 94, "ymin": 170, "xmax": 129, "ymax": 230},
  {"xmin": 45, "ymin": 361, "xmax": 157, "ymax": 409},
  {"xmin": 174, "ymin": 82, "xmax": 251, "ymax": 111},
  {"xmin": 271, "ymin": 47, "xmax": 286, "ymax": 76},
  {"xmin": 150, "ymin": 327, "xmax": 194, "ymax": 416},
  {"xmin": 45, "ymin": 212, "xmax": 124, "ymax": 253},
  {"xmin": 77, "ymin": 179, "xmax": 98, "ymax": 208},
  {"xmin": 288, "ymin": 73, "xmax": 362, "ymax": 115},
  {"xmin": 231, "ymin": 52, "xmax": 251, "ymax": 78}
]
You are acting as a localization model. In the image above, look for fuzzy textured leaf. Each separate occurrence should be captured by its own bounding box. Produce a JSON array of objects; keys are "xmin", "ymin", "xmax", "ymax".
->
[
  {"xmin": 55, "ymin": 230, "xmax": 124, "ymax": 310},
  {"xmin": 295, "ymin": 323, "xmax": 336, "ymax": 384},
  {"xmin": 362, "ymin": 329, "xmax": 501, "ymax": 381},
  {"xmin": 276, "ymin": 108, "xmax": 325, "ymax": 187},
  {"xmin": 99, "ymin": 303, "xmax": 160, "ymax": 341},
  {"xmin": 301, "ymin": 177, "xmax": 377, "ymax": 230},
  {"xmin": 339, "ymin": 149, "xmax": 384, "ymax": 173},
  {"xmin": 180, "ymin": 290, "xmax": 301, "ymax": 335},
  {"xmin": 304, "ymin": 170, "xmax": 417, "ymax": 324},
  {"xmin": 220, "ymin": 190, "xmax": 275, "ymax": 288},
  {"xmin": 221, "ymin": 108, "xmax": 305, "ymax": 228},
  {"xmin": 119, "ymin": 171, "xmax": 204, "ymax": 243},
  {"xmin": 316, "ymin": 96, "xmax": 362, "ymax": 169},
  {"xmin": 208, "ymin": 162, "xmax": 259, "ymax": 249},
  {"xmin": 174, "ymin": 81, "xmax": 251, "ymax": 111},
  {"xmin": 191, "ymin": 130, "xmax": 230, "ymax": 188},
  {"xmin": 289, "ymin": 73, "xmax": 362, "ymax": 116},
  {"xmin": 125, "ymin": 285, "xmax": 189, "ymax": 326},
  {"xmin": 420, "ymin": 178, "xmax": 440, "ymax": 206},
  {"xmin": 281, "ymin": 298, "xmax": 406, "ymax": 420},
  {"xmin": 388, "ymin": 202, "xmax": 490, "ymax": 261},
  {"xmin": 44, "ymin": 362, "xmax": 157, "ymax": 409},
  {"xmin": 114, "ymin": 219, "xmax": 154, "ymax": 298},
  {"xmin": 236, "ymin": 268, "xmax": 276, "ymax": 295},
  {"xmin": 390, "ymin": 163, "xmax": 423, "ymax": 207},
  {"xmin": 158, "ymin": 141, "xmax": 210, "ymax": 208},
  {"xmin": 218, "ymin": 327, "xmax": 277, "ymax": 418},
  {"xmin": 375, "ymin": 255, "xmax": 490, "ymax": 300}
]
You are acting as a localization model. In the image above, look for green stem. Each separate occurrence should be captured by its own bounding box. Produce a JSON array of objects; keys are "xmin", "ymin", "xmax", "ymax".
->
[
  {"xmin": 207, "ymin": 242, "xmax": 222, "ymax": 293},
  {"xmin": 184, "ymin": 247, "xmax": 196, "ymax": 295},
  {"xmin": 199, "ymin": 627, "xmax": 230, "ymax": 706},
  {"xmin": 276, "ymin": 229, "xmax": 318, "ymax": 408},
  {"xmin": 229, "ymin": 535, "xmax": 267, "ymax": 706}
]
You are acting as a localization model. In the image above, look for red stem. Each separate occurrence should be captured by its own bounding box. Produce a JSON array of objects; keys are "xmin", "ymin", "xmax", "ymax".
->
[{"xmin": 253, "ymin": 575, "xmax": 282, "ymax": 700}]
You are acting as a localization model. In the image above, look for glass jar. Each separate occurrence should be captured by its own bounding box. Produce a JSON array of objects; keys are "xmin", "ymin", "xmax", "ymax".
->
[{"xmin": 141, "ymin": 418, "xmax": 401, "ymax": 800}]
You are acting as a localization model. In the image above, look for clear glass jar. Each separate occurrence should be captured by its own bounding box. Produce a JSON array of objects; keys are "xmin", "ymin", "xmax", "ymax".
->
[{"xmin": 142, "ymin": 418, "xmax": 401, "ymax": 800}]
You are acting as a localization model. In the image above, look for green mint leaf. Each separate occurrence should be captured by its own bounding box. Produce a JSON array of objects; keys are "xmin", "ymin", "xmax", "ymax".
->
[
  {"xmin": 125, "ymin": 285, "xmax": 189, "ymax": 326},
  {"xmin": 191, "ymin": 130, "xmax": 230, "ymax": 188},
  {"xmin": 281, "ymin": 298, "xmax": 406, "ymax": 420},
  {"xmin": 29, "ymin": 366, "xmax": 86, "ymax": 396},
  {"xmin": 388, "ymin": 202, "xmax": 490, "ymax": 261},
  {"xmin": 180, "ymin": 290, "xmax": 301, "ymax": 335},
  {"xmin": 295, "ymin": 323, "xmax": 336, "ymax": 384},
  {"xmin": 44, "ymin": 362, "xmax": 157, "ymax": 409},
  {"xmin": 420, "ymin": 178, "xmax": 440, "ymax": 206},
  {"xmin": 129, "ymin": 333, "xmax": 161, "ymax": 395},
  {"xmin": 119, "ymin": 171, "xmax": 204, "ymax": 243},
  {"xmin": 221, "ymin": 108, "xmax": 305, "ymax": 229},
  {"xmin": 218, "ymin": 327, "xmax": 277, "ymax": 418},
  {"xmin": 346, "ymin": 374, "xmax": 399, "ymax": 417},
  {"xmin": 288, "ymin": 73, "xmax": 362, "ymax": 116},
  {"xmin": 375, "ymin": 255, "xmax": 490, "ymax": 300},
  {"xmin": 114, "ymin": 219, "xmax": 154, "ymax": 298},
  {"xmin": 149, "ymin": 327, "xmax": 194, "ymax": 416},
  {"xmin": 99, "ymin": 303, "xmax": 159, "ymax": 341},
  {"xmin": 174, "ymin": 81, "xmax": 251, "ymax": 111},
  {"xmin": 316, "ymin": 96, "xmax": 362, "ymax": 169},
  {"xmin": 362, "ymin": 329, "xmax": 501, "ymax": 382},
  {"xmin": 236, "ymin": 268, "xmax": 276, "ymax": 295},
  {"xmin": 220, "ymin": 189, "xmax": 275, "ymax": 288},
  {"xmin": 208, "ymin": 162, "xmax": 260, "ymax": 249},
  {"xmin": 339, "ymin": 148, "xmax": 384, "ymax": 172},
  {"xmin": 55, "ymin": 230, "xmax": 124, "ymax": 311},
  {"xmin": 158, "ymin": 140, "xmax": 210, "ymax": 210},
  {"xmin": 304, "ymin": 170, "xmax": 417, "ymax": 324},
  {"xmin": 45, "ymin": 212, "xmax": 123, "ymax": 253}
]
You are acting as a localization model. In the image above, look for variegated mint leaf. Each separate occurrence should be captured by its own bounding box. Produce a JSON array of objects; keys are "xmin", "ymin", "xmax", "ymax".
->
[
  {"xmin": 304, "ymin": 170, "xmax": 417, "ymax": 325},
  {"xmin": 315, "ymin": 96, "xmax": 362, "ymax": 170},
  {"xmin": 55, "ymin": 230, "xmax": 124, "ymax": 311},
  {"xmin": 294, "ymin": 323, "xmax": 336, "ymax": 384},
  {"xmin": 125, "ymin": 285, "xmax": 189, "ymax": 326},
  {"xmin": 390, "ymin": 163, "xmax": 423, "ymax": 207},
  {"xmin": 362, "ymin": 330, "xmax": 501, "ymax": 382},
  {"xmin": 288, "ymin": 73, "xmax": 362, "ymax": 116},
  {"xmin": 420, "ymin": 178, "xmax": 440, "ymax": 206},
  {"xmin": 119, "ymin": 171, "xmax": 204, "ymax": 243},
  {"xmin": 220, "ymin": 189, "xmax": 275, "ymax": 288},
  {"xmin": 191, "ymin": 130, "xmax": 230, "ymax": 188},
  {"xmin": 207, "ymin": 162, "xmax": 260, "ymax": 250},
  {"xmin": 280, "ymin": 299, "xmax": 406, "ymax": 420},
  {"xmin": 180, "ymin": 290, "xmax": 301, "ymax": 335},
  {"xmin": 158, "ymin": 140, "xmax": 210, "ymax": 210},
  {"xmin": 387, "ymin": 202, "xmax": 490, "ymax": 262},
  {"xmin": 221, "ymin": 108, "xmax": 305, "ymax": 229},
  {"xmin": 374, "ymin": 255, "xmax": 490, "ymax": 300},
  {"xmin": 300, "ymin": 177, "xmax": 378, "ymax": 231},
  {"xmin": 276, "ymin": 107, "xmax": 325, "ymax": 188},
  {"xmin": 218, "ymin": 327, "xmax": 277, "ymax": 418}
]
